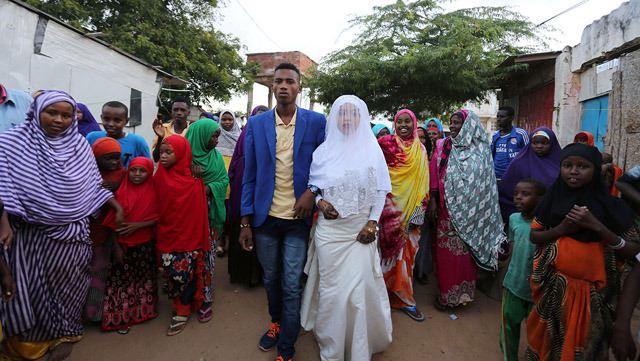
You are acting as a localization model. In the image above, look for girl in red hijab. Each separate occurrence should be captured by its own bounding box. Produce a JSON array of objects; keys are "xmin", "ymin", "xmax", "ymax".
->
[
  {"xmin": 102, "ymin": 157, "xmax": 160, "ymax": 333},
  {"xmin": 84, "ymin": 137, "xmax": 127, "ymax": 322},
  {"xmin": 154, "ymin": 135, "xmax": 209, "ymax": 336}
]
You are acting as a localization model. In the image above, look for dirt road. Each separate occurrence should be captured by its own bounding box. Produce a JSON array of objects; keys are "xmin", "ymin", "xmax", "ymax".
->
[{"xmin": 70, "ymin": 257, "xmax": 639, "ymax": 361}]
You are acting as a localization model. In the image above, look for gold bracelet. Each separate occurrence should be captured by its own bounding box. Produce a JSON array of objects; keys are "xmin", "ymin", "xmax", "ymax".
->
[{"xmin": 365, "ymin": 226, "xmax": 377, "ymax": 234}]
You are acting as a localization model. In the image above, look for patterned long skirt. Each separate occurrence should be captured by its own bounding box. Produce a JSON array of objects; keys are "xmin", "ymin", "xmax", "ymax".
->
[
  {"xmin": 162, "ymin": 248, "xmax": 212, "ymax": 316},
  {"xmin": 101, "ymin": 240, "xmax": 158, "ymax": 330},
  {"xmin": 433, "ymin": 206, "xmax": 477, "ymax": 307}
]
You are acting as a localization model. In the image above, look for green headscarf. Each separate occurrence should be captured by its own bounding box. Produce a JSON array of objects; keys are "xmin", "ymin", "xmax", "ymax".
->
[{"xmin": 184, "ymin": 119, "xmax": 229, "ymax": 231}]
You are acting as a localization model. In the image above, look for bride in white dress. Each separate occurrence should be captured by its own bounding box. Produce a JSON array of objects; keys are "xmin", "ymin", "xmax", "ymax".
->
[{"xmin": 301, "ymin": 95, "xmax": 393, "ymax": 361}]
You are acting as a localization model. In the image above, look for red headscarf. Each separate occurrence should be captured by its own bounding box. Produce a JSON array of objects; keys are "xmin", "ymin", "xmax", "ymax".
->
[
  {"xmin": 103, "ymin": 157, "xmax": 160, "ymax": 248},
  {"xmin": 153, "ymin": 135, "xmax": 209, "ymax": 253},
  {"xmin": 92, "ymin": 137, "xmax": 126, "ymax": 183}
]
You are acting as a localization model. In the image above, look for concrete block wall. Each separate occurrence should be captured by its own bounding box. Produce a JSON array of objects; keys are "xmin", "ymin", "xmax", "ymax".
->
[
  {"xmin": 605, "ymin": 50, "xmax": 640, "ymax": 170},
  {"xmin": 553, "ymin": 47, "xmax": 583, "ymax": 147}
]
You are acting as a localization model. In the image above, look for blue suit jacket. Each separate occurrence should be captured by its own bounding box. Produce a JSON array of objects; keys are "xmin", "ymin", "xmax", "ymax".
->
[{"xmin": 241, "ymin": 106, "xmax": 326, "ymax": 227}]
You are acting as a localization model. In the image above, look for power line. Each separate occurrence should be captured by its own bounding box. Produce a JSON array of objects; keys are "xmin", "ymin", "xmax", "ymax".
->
[
  {"xmin": 234, "ymin": 0, "xmax": 285, "ymax": 51},
  {"xmin": 536, "ymin": 0, "xmax": 592, "ymax": 27}
]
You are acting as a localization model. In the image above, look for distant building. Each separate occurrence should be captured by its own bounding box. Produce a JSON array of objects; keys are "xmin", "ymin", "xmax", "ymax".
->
[
  {"xmin": 494, "ymin": 0, "xmax": 640, "ymax": 170},
  {"xmin": 245, "ymin": 51, "xmax": 317, "ymax": 114},
  {"xmin": 0, "ymin": 0, "xmax": 187, "ymax": 146}
]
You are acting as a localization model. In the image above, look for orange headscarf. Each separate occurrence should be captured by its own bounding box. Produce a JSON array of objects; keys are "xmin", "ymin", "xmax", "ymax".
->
[
  {"xmin": 573, "ymin": 131, "xmax": 595, "ymax": 146},
  {"xmin": 91, "ymin": 137, "xmax": 126, "ymax": 183}
]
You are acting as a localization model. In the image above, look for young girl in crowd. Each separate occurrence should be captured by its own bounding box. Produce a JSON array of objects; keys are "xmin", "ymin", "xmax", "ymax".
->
[
  {"xmin": 372, "ymin": 123, "xmax": 392, "ymax": 139},
  {"xmin": 185, "ymin": 118, "xmax": 228, "ymax": 322},
  {"xmin": 499, "ymin": 178, "xmax": 545, "ymax": 361},
  {"xmin": 101, "ymin": 157, "xmax": 160, "ymax": 334},
  {"xmin": 84, "ymin": 137, "xmax": 127, "ymax": 322},
  {"xmin": 601, "ymin": 152, "xmax": 623, "ymax": 196},
  {"xmin": 527, "ymin": 143, "xmax": 640, "ymax": 360},
  {"xmin": 378, "ymin": 109, "xmax": 430, "ymax": 322},
  {"xmin": 416, "ymin": 127, "xmax": 433, "ymax": 160},
  {"xmin": 573, "ymin": 131, "xmax": 595, "ymax": 146},
  {"xmin": 216, "ymin": 109, "xmax": 240, "ymax": 257},
  {"xmin": 0, "ymin": 90, "xmax": 124, "ymax": 361},
  {"xmin": 498, "ymin": 127, "xmax": 561, "ymax": 223},
  {"xmin": 425, "ymin": 118, "xmax": 444, "ymax": 139},
  {"xmin": 154, "ymin": 135, "xmax": 210, "ymax": 336},
  {"xmin": 76, "ymin": 103, "xmax": 101, "ymax": 137}
]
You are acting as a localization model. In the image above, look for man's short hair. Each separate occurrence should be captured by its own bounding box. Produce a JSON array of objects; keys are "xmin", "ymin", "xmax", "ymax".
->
[
  {"xmin": 102, "ymin": 101, "xmax": 128, "ymax": 117},
  {"xmin": 274, "ymin": 63, "xmax": 301, "ymax": 82},
  {"xmin": 498, "ymin": 106, "xmax": 515, "ymax": 117},
  {"xmin": 172, "ymin": 96, "xmax": 190, "ymax": 108}
]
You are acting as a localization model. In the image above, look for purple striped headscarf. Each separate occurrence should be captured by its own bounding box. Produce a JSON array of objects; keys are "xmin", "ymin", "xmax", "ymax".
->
[{"xmin": 0, "ymin": 90, "xmax": 112, "ymax": 240}]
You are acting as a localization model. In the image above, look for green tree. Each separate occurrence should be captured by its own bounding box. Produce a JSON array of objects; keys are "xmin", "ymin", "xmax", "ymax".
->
[
  {"xmin": 26, "ymin": 0, "xmax": 259, "ymax": 105},
  {"xmin": 307, "ymin": 0, "xmax": 546, "ymax": 117}
]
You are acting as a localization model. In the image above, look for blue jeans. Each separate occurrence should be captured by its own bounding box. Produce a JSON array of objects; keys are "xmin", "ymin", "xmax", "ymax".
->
[{"xmin": 254, "ymin": 216, "xmax": 310, "ymax": 358}]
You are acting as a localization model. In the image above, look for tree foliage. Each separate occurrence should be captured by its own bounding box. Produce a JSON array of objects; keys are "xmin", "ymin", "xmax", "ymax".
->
[
  {"xmin": 26, "ymin": 0, "xmax": 259, "ymax": 105},
  {"xmin": 307, "ymin": 0, "xmax": 546, "ymax": 117}
]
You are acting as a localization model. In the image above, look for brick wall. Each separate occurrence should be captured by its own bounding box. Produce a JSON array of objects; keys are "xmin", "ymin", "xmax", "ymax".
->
[{"xmin": 247, "ymin": 51, "xmax": 317, "ymax": 77}]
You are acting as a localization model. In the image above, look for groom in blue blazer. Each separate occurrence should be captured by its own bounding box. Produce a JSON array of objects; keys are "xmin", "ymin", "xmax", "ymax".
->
[{"xmin": 240, "ymin": 63, "xmax": 326, "ymax": 361}]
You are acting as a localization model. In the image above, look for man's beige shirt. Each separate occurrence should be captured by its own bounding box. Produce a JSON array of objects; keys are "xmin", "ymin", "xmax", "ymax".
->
[{"xmin": 268, "ymin": 109, "xmax": 297, "ymax": 219}]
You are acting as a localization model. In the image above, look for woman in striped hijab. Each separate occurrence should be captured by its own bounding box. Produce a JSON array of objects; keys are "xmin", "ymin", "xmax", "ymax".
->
[{"xmin": 0, "ymin": 90, "xmax": 124, "ymax": 361}]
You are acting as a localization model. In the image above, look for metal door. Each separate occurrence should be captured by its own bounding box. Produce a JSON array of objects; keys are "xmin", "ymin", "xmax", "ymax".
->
[{"xmin": 581, "ymin": 95, "xmax": 609, "ymax": 151}]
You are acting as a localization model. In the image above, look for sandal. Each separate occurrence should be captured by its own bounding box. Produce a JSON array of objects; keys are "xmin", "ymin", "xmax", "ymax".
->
[
  {"xmin": 116, "ymin": 326, "xmax": 131, "ymax": 335},
  {"xmin": 433, "ymin": 296, "xmax": 448, "ymax": 312},
  {"xmin": 401, "ymin": 305, "xmax": 425, "ymax": 322},
  {"xmin": 166, "ymin": 315, "xmax": 188, "ymax": 336},
  {"xmin": 198, "ymin": 306, "xmax": 213, "ymax": 323}
]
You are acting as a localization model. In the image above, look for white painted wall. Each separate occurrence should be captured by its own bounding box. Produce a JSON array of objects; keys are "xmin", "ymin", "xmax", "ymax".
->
[
  {"xmin": 554, "ymin": 0, "xmax": 640, "ymax": 147},
  {"xmin": 0, "ymin": 0, "xmax": 164, "ymax": 147}
]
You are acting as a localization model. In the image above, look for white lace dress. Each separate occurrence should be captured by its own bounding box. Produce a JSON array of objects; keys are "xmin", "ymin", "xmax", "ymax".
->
[{"xmin": 300, "ymin": 171, "xmax": 392, "ymax": 361}]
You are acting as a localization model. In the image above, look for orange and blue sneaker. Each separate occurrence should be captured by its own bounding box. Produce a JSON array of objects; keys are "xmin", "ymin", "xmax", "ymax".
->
[
  {"xmin": 275, "ymin": 356, "xmax": 292, "ymax": 361},
  {"xmin": 258, "ymin": 322, "xmax": 280, "ymax": 352}
]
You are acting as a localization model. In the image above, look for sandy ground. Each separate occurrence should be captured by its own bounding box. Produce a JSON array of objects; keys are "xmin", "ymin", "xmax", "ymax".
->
[{"xmin": 68, "ymin": 256, "xmax": 640, "ymax": 361}]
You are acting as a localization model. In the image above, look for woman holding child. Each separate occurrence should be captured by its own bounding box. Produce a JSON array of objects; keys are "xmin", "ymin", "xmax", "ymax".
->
[{"xmin": 0, "ymin": 90, "xmax": 124, "ymax": 361}]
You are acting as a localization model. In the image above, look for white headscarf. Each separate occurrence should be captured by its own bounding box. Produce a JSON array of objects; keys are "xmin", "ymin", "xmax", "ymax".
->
[
  {"xmin": 308, "ymin": 95, "xmax": 391, "ymax": 218},
  {"xmin": 217, "ymin": 109, "xmax": 241, "ymax": 156}
]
